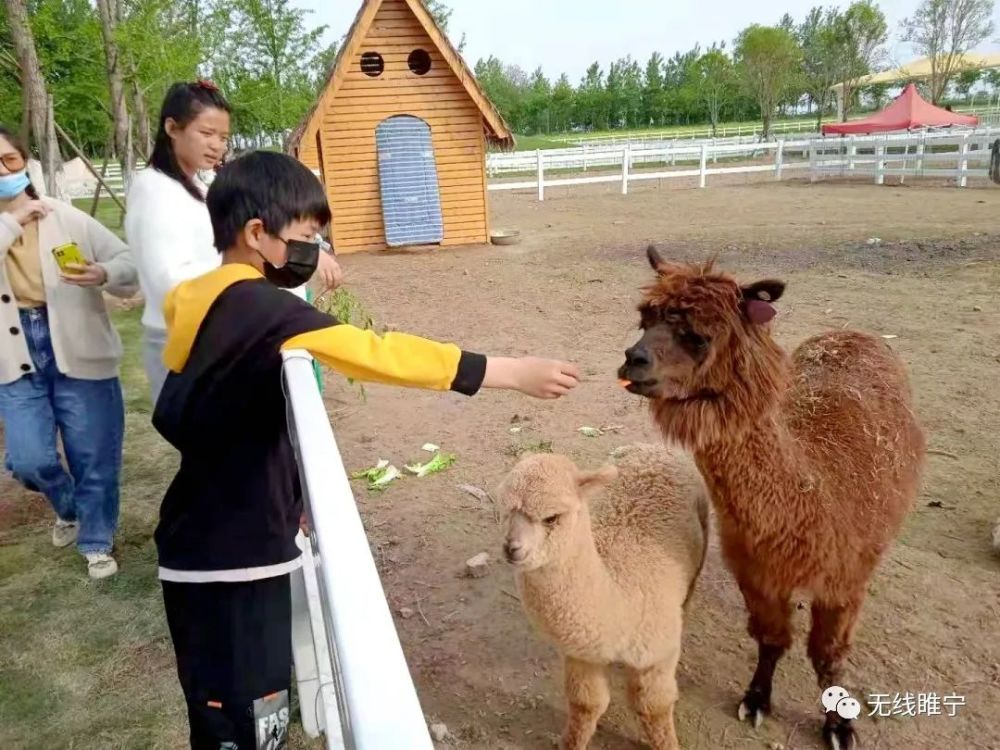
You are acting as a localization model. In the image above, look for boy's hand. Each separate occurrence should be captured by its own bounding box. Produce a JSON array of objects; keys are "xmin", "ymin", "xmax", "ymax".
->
[
  {"xmin": 313, "ymin": 252, "xmax": 343, "ymax": 293},
  {"xmin": 484, "ymin": 357, "xmax": 580, "ymax": 399}
]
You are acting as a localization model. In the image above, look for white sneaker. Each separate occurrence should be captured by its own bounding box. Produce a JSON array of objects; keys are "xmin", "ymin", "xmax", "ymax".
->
[
  {"xmin": 52, "ymin": 519, "xmax": 79, "ymax": 548},
  {"xmin": 86, "ymin": 553, "xmax": 118, "ymax": 580}
]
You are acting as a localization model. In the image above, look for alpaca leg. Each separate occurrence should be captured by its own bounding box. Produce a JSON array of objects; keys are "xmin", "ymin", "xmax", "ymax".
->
[
  {"xmin": 560, "ymin": 657, "xmax": 610, "ymax": 750},
  {"xmin": 626, "ymin": 660, "xmax": 680, "ymax": 750},
  {"xmin": 737, "ymin": 585, "xmax": 794, "ymax": 729},
  {"xmin": 809, "ymin": 597, "xmax": 864, "ymax": 750}
]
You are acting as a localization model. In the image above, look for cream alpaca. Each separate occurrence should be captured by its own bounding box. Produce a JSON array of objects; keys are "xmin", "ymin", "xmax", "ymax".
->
[{"xmin": 495, "ymin": 444, "xmax": 708, "ymax": 750}]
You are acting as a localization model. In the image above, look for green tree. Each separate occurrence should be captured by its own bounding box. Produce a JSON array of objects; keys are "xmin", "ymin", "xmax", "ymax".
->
[
  {"xmin": 734, "ymin": 25, "xmax": 803, "ymax": 139},
  {"xmin": 831, "ymin": 1, "xmax": 888, "ymax": 119},
  {"xmin": 474, "ymin": 56, "xmax": 528, "ymax": 131},
  {"xmin": 863, "ymin": 81, "xmax": 891, "ymax": 108},
  {"xmin": 549, "ymin": 72, "xmax": 575, "ymax": 131},
  {"xmin": 118, "ymin": 0, "xmax": 214, "ymax": 155},
  {"xmin": 212, "ymin": 0, "xmax": 327, "ymax": 145},
  {"xmin": 619, "ymin": 56, "xmax": 643, "ymax": 128},
  {"xmin": 524, "ymin": 66, "xmax": 551, "ymax": 133},
  {"xmin": 575, "ymin": 62, "xmax": 608, "ymax": 130},
  {"xmin": 694, "ymin": 47, "xmax": 735, "ymax": 135},
  {"xmin": 423, "ymin": 0, "xmax": 465, "ymax": 53},
  {"xmin": 902, "ymin": 0, "xmax": 995, "ymax": 103},
  {"xmin": 2, "ymin": 0, "xmax": 111, "ymax": 158},
  {"xmin": 313, "ymin": 40, "xmax": 339, "ymax": 86},
  {"xmin": 641, "ymin": 52, "xmax": 665, "ymax": 126},
  {"xmin": 663, "ymin": 48, "xmax": 700, "ymax": 126},
  {"xmin": 955, "ymin": 68, "xmax": 981, "ymax": 99},
  {"xmin": 797, "ymin": 7, "xmax": 842, "ymax": 129}
]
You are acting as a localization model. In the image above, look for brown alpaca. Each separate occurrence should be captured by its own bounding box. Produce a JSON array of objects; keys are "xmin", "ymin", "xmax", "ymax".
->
[{"xmin": 617, "ymin": 246, "xmax": 926, "ymax": 750}]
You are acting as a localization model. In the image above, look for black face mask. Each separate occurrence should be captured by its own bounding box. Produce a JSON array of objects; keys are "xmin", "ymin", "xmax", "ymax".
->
[{"xmin": 259, "ymin": 238, "xmax": 320, "ymax": 289}]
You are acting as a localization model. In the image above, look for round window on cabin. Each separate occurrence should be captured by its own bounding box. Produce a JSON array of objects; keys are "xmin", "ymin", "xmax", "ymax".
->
[
  {"xmin": 360, "ymin": 51, "xmax": 384, "ymax": 77},
  {"xmin": 408, "ymin": 49, "xmax": 432, "ymax": 75}
]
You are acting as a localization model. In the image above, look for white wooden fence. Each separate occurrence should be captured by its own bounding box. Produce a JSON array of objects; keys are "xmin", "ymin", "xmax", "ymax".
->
[
  {"xmin": 809, "ymin": 129, "xmax": 997, "ymax": 186},
  {"xmin": 487, "ymin": 137, "xmax": 814, "ymax": 199},
  {"xmin": 486, "ymin": 127, "xmax": 998, "ymax": 200}
]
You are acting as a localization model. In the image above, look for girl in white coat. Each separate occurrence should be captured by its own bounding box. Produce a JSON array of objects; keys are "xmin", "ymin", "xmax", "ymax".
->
[{"xmin": 126, "ymin": 81, "xmax": 341, "ymax": 404}]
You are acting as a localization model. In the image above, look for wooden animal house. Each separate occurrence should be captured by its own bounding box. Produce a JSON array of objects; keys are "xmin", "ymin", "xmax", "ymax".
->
[{"xmin": 287, "ymin": 0, "xmax": 514, "ymax": 254}]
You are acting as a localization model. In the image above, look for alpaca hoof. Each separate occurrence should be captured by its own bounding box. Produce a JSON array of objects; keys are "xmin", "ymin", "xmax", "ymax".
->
[
  {"xmin": 737, "ymin": 689, "xmax": 769, "ymax": 729},
  {"xmin": 823, "ymin": 711, "xmax": 858, "ymax": 750}
]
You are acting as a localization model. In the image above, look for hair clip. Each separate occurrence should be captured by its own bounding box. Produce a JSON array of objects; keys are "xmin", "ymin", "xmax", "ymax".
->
[{"xmin": 195, "ymin": 78, "xmax": 219, "ymax": 92}]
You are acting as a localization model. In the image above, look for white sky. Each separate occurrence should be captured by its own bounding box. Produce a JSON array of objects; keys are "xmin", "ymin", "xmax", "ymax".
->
[{"xmin": 296, "ymin": 0, "xmax": 1000, "ymax": 82}]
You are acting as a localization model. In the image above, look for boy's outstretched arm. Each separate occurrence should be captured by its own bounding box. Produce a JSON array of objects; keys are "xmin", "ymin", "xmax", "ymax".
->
[{"xmin": 280, "ymin": 324, "xmax": 579, "ymax": 399}]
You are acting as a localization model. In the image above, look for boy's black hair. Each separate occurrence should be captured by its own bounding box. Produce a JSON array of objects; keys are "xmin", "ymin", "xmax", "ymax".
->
[
  {"xmin": 0, "ymin": 125, "xmax": 40, "ymax": 199},
  {"xmin": 206, "ymin": 150, "xmax": 332, "ymax": 252},
  {"xmin": 149, "ymin": 81, "xmax": 232, "ymax": 203}
]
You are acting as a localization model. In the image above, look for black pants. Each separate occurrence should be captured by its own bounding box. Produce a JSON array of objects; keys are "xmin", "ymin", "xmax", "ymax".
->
[{"xmin": 162, "ymin": 575, "xmax": 292, "ymax": 750}]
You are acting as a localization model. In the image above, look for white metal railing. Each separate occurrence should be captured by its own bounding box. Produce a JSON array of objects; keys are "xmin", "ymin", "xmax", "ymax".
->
[{"xmin": 282, "ymin": 350, "xmax": 434, "ymax": 750}]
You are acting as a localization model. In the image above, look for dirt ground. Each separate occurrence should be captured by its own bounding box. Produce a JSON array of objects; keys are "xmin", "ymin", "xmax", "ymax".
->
[
  {"xmin": 2, "ymin": 178, "xmax": 998, "ymax": 749},
  {"xmin": 325, "ymin": 179, "xmax": 1000, "ymax": 750}
]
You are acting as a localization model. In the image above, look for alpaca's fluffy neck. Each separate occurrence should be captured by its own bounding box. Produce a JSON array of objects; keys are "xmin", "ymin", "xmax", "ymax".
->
[
  {"xmin": 692, "ymin": 402, "xmax": 806, "ymax": 538},
  {"xmin": 656, "ymin": 340, "xmax": 804, "ymax": 537},
  {"xmin": 516, "ymin": 511, "xmax": 620, "ymax": 649}
]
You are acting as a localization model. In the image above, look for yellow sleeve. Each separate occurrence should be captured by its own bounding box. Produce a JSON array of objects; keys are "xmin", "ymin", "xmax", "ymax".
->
[{"xmin": 280, "ymin": 325, "xmax": 486, "ymax": 394}]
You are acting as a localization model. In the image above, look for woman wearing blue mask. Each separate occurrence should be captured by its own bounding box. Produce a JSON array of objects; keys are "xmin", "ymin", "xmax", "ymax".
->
[{"xmin": 0, "ymin": 125, "xmax": 138, "ymax": 580}]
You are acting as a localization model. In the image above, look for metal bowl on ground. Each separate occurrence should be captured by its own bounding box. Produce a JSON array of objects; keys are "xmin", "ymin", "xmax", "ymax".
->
[{"xmin": 490, "ymin": 230, "xmax": 521, "ymax": 246}]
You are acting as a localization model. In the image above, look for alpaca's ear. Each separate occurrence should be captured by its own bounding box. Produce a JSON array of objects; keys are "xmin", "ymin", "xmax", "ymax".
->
[
  {"xmin": 740, "ymin": 279, "xmax": 786, "ymax": 324},
  {"xmin": 646, "ymin": 244, "xmax": 666, "ymax": 272},
  {"xmin": 576, "ymin": 465, "xmax": 619, "ymax": 499}
]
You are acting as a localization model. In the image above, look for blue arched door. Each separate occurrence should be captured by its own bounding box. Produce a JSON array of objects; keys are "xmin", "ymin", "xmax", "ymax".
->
[{"xmin": 375, "ymin": 115, "xmax": 444, "ymax": 246}]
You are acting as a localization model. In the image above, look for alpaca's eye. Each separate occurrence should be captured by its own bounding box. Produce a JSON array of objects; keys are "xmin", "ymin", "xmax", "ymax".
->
[
  {"xmin": 681, "ymin": 331, "xmax": 709, "ymax": 350},
  {"xmin": 543, "ymin": 514, "xmax": 560, "ymax": 527}
]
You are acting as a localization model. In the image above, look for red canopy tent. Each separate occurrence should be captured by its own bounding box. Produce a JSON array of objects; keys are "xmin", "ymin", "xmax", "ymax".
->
[{"xmin": 821, "ymin": 83, "xmax": 978, "ymax": 135}]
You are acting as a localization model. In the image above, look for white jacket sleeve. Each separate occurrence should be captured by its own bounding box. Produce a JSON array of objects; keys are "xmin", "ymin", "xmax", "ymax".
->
[{"xmin": 125, "ymin": 176, "xmax": 218, "ymax": 312}]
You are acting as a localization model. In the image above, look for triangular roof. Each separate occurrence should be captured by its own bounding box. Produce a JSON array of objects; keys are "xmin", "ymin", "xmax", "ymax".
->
[
  {"xmin": 287, "ymin": 0, "xmax": 514, "ymax": 153},
  {"xmin": 821, "ymin": 83, "xmax": 979, "ymax": 135}
]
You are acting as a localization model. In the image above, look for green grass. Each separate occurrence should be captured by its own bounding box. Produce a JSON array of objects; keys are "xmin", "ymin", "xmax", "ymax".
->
[
  {"xmin": 509, "ymin": 114, "xmax": 830, "ymax": 150},
  {"xmin": 72, "ymin": 197, "xmax": 126, "ymax": 239},
  {"xmin": 510, "ymin": 133, "xmax": 580, "ymax": 151}
]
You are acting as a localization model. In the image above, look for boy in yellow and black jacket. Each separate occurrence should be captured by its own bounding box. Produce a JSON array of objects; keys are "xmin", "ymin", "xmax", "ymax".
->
[{"xmin": 152, "ymin": 150, "xmax": 579, "ymax": 750}]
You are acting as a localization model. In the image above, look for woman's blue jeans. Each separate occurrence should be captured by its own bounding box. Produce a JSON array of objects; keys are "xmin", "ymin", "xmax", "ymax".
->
[{"xmin": 0, "ymin": 307, "xmax": 124, "ymax": 555}]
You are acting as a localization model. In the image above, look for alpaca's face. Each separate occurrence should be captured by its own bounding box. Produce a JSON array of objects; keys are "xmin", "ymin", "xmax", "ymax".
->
[
  {"xmin": 618, "ymin": 246, "xmax": 785, "ymax": 403},
  {"xmin": 619, "ymin": 302, "xmax": 716, "ymax": 400},
  {"xmin": 495, "ymin": 454, "xmax": 617, "ymax": 572}
]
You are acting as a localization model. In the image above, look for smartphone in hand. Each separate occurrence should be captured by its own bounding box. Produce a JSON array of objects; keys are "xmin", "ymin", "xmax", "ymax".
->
[{"xmin": 51, "ymin": 242, "xmax": 88, "ymax": 275}]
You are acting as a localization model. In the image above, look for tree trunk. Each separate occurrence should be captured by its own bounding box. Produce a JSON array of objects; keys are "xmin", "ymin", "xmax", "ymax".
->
[
  {"xmin": 131, "ymin": 79, "xmax": 152, "ymax": 157},
  {"xmin": 95, "ymin": 0, "xmax": 132, "ymax": 184},
  {"xmin": 44, "ymin": 95, "xmax": 62, "ymax": 198},
  {"xmin": 3, "ymin": 0, "xmax": 61, "ymax": 193},
  {"xmin": 19, "ymin": 75, "xmax": 31, "ymax": 147},
  {"xmin": 816, "ymin": 105, "xmax": 823, "ymax": 132}
]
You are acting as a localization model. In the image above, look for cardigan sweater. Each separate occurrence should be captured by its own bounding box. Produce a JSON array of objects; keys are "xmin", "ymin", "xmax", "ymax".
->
[{"xmin": 0, "ymin": 199, "xmax": 138, "ymax": 385}]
